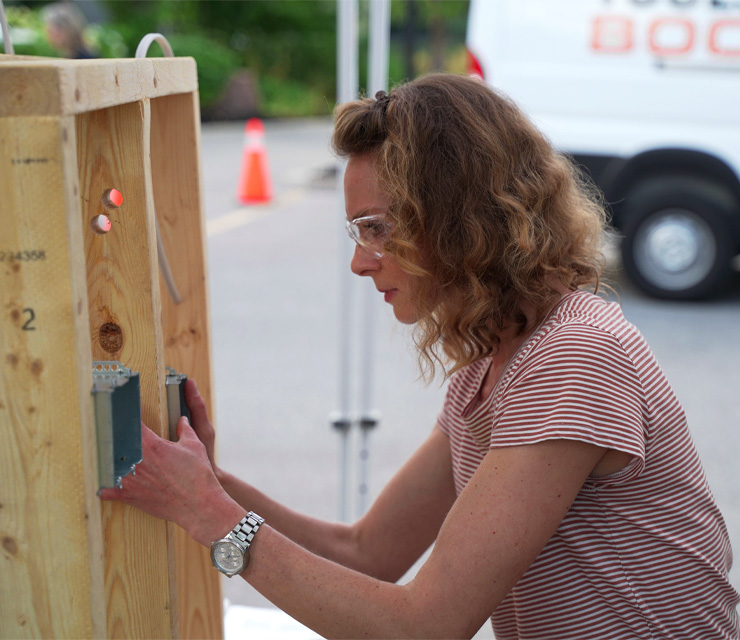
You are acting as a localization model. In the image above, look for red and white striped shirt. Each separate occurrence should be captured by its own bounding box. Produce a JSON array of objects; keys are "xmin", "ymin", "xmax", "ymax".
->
[{"xmin": 437, "ymin": 290, "xmax": 739, "ymax": 639}]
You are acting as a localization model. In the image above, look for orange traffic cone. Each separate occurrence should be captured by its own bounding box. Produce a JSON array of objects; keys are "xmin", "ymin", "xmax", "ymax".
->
[{"xmin": 236, "ymin": 118, "xmax": 273, "ymax": 204}]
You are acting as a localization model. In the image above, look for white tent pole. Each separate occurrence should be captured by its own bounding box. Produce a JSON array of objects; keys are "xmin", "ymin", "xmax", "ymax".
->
[
  {"xmin": 0, "ymin": 0, "xmax": 15, "ymax": 55},
  {"xmin": 333, "ymin": 0, "xmax": 359, "ymax": 523},
  {"xmin": 369, "ymin": 0, "xmax": 391, "ymax": 92},
  {"xmin": 357, "ymin": 0, "xmax": 391, "ymax": 518}
]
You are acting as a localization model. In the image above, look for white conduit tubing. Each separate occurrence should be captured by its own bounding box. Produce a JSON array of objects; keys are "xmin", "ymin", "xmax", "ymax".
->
[
  {"xmin": 135, "ymin": 33, "xmax": 182, "ymax": 304},
  {"xmin": 357, "ymin": 0, "xmax": 391, "ymax": 518},
  {"xmin": 135, "ymin": 32, "xmax": 174, "ymax": 59},
  {"xmin": 0, "ymin": 0, "xmax": 15, "ymax": 54},
  {"xmin": 333, "ymin": 0, "xmax": 359, "ymax": 523}
]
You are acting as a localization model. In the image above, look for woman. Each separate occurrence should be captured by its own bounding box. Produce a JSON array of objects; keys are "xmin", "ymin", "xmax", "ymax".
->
[
  {"xmin": 43, "ymin": 2, "xmax": 95, "ymax": 60},
  {"xmin": 101, "ymin": 74, "xmax": 739, "ymax": 639}
]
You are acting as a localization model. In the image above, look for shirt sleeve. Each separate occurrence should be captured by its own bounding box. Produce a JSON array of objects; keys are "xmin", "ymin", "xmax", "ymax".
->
[{"xmin": 490, "ymin": 322, "xmax": 647, "ymax": 483}]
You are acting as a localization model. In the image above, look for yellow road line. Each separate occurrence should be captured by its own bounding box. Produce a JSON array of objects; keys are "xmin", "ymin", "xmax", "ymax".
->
[{"xmin": 206, "ymin": 187, "xmax": 307, "ymax": 237}]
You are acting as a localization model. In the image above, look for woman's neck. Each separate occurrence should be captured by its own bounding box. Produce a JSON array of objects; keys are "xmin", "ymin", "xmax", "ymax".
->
[{"xmin": 485, "ymin": 285, "xmax": 572, "ymax": 394}]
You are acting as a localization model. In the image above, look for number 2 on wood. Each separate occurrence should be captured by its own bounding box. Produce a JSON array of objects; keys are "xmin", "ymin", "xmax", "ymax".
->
[{"xmin": 22, "ymin": 308, "xmax": 36, "ymax": 331}]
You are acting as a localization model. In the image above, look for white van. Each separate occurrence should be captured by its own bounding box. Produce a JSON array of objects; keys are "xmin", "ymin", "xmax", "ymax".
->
[{"xmin": 467, "ymin": 0, "xmax": 740, "ymax": 300}]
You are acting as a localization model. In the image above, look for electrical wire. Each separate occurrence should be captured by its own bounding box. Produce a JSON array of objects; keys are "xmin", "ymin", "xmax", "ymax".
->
[
  {"xmin": 135, "ymin": 33, "xmax": 173, "ymax": 59},
  {"xmin": 135, "ymin": 33, "xmax": 182, "ymax": 305}
]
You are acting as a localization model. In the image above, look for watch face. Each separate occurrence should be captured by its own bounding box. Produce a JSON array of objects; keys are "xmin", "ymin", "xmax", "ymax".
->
[{"xmin": 211, "ymin": 540, "xmax": 246, "ymax": 575}]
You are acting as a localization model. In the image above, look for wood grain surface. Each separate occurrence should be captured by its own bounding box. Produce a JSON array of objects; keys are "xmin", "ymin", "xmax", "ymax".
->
[
  {"xmin": 1, "ymin": 54, "xmax": 222, "ymax": 638},
  {"xmin": 0, "ymin": 116, "xmax": 106, "ymax": 638},
  {"xmin": 0, "ymin": 55, "xmax": 197, "ymax": 117},
  {"xmin": 77, "ymin": 100, "xmax": 174, "ymax": 639},
  {"xmin": 152, "ymin": 92, "xmax": 224, "ymax": 640}
]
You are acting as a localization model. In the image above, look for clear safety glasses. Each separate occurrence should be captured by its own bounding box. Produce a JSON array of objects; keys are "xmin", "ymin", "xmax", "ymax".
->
[{"xmin": 345, "ymin": 214, "xmax": 392, "ymax": 259}]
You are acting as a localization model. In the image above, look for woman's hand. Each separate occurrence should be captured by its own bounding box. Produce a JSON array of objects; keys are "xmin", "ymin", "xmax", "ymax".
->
[{"xmin": 99, "ymin": 418, "xmax": 243, "ymax": 546}]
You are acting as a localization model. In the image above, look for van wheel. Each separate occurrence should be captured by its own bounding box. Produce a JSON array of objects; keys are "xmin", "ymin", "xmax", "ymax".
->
[{"xmin": 620, "ymin": 177, "xmax": 737, "ymax": 300}]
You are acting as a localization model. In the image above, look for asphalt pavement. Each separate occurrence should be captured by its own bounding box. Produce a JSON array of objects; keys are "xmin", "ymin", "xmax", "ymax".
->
[{"xmin": 200, "ymin": 118, "xmax": 740, "ymax": 636}]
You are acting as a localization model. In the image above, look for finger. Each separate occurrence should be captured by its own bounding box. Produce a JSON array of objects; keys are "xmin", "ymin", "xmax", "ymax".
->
[
  {"xmin": 98, "ymin": 487, "xmax": 123, "ymax": 501},
  {"xmin": 176, "ymin": 415, "xmax": 196, "ymax": 441},
  {"xmin": 185, "ymin": 377, "xmax": 198, "ymax": 396},
  {"xmin": 183, "ymin": 377, "xmax": 200, "ymax": 407},
  {"xmin": 184, "ymin": 379, "xmax": 211, "ymax": 430},
  {"xmin": 98, "ymin": 470, "xmax": 138, "ymax": 501}
]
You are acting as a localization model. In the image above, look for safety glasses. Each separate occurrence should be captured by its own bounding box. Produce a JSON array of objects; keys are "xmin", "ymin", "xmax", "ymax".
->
[{"xmin": 345, "ymin": 213, "xmax": 392, "ymax": 258}]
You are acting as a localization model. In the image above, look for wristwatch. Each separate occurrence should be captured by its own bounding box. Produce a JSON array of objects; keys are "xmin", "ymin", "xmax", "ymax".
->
[{"xmin": 210, "ymin": 511, "xmax": 264, "ymax": 577}]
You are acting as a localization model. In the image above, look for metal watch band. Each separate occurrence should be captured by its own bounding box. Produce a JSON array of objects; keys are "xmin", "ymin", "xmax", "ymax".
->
[{"xmin": 229, "ymin": 511, "xmax": 264, "ymax": 549}]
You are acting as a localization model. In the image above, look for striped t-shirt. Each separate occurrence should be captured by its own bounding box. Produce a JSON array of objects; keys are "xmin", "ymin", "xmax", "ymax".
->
[{"xmin": 437, "ymin": 290, "xmax": 739, "ymax": 639}]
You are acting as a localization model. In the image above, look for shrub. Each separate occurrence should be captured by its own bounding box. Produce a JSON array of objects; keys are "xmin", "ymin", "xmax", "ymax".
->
[
  {"xmin": 143, "ymin": 32, "xmax": 241, "ymax": 111},
  {"xmin": 1, "ymin": 6, "xmax": 57, "ymax": 57}
]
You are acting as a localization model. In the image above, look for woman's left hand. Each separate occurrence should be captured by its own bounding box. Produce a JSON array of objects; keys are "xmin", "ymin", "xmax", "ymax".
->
[{"xmin": 99, "ymin": 418, "xmax": 243, "ymax": 546}]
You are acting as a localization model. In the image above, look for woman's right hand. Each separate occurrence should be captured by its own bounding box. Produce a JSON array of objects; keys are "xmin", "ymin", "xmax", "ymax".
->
[{"xmin": 183, "ymin": 378, "xmax": 219, "ymax": 473}]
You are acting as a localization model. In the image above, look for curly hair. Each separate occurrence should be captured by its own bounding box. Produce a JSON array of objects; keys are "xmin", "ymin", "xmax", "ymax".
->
[
  {"xmin": 332, "ymin": 74, "xmax": 608, "ymax": 380},
  {"xmin": 42, "ymin": 2, "xmax": 88, "ymax": 56}
]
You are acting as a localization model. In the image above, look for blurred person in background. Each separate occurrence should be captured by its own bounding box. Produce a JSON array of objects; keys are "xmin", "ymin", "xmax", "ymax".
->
[
  {"xmin": 100, "ymin": 74, "xmax": 739, "ymax": 639},
  {"xmin": 42, "ymin": 1, "xmax": 94, "ymax": 59}
]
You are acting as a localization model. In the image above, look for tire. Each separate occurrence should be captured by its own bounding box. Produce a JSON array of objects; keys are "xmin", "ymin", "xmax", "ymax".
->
[{"xmin": 620, "ymin": 177, "xmax": 738, "ymax": 300}]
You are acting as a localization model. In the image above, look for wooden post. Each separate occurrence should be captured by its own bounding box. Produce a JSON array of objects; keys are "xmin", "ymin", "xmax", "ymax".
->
[
  {"xmin": 0, "ymin": 113, "xmax": 106, "ymax": 640},
  {"xmin": 151, "ymin": 92, "xmax": 224, "ymax": 640},
  {"xmin": 0, "ymin": 55, "xmax": 222, "ymax": 639},
  {"xmin": 77, "ymin": 98, "xmax": 175, "ymax": 639}
]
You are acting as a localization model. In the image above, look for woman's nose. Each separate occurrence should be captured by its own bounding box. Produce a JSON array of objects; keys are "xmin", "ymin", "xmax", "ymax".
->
[{"xmin": 350, "ymin": 244, "xmax": 380, "ymax": 276}]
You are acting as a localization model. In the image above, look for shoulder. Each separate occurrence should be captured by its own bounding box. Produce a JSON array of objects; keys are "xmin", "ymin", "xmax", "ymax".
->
[
  {"xmin": 550, "ymin": 289, "xmax": 630, "ymax": 331},
  {"xmin": 531, "ymin": 290, "xmax": 645, "ymax": 366},
  {"xmin": 499, "ymin": 291, "xmax": 648, "ymax": 405}
]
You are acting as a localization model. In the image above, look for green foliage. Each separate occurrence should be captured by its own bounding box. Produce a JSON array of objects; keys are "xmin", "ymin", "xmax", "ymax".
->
[
  {"xmin": 168, "ymin": 33, "xmax": 241, "ymax": 110},
  {"xmin": 3, "ymin": 0, "xmax": 470, "ymax": 118},
  {"xmin": 85, "ymin": 23, "xmax": 127, "ymax": 58},
  {"xmin": 102, "ymin": 0, "xmax": 200, "ymax": 36},
  {"xmin": 97, "ymin": 0, "xmax": 338, "ymax": 116},
  {"xmin": 258, "ymin": 75, "xmax": 334, "ymax": 119},
  {"xmin": 390, "ymin": 0, "xmax": 469, "ymax": 25},
  {"xmin": 137, "ymin": 32, "xmax": 242, "ymax": 110},
  {"xmin": 194, "ymin": 0, "xmax": 338, "ymax": 116},
  {"xmin": 1, "ymin": 5, "xmax": 57, "ymax": 56}
]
